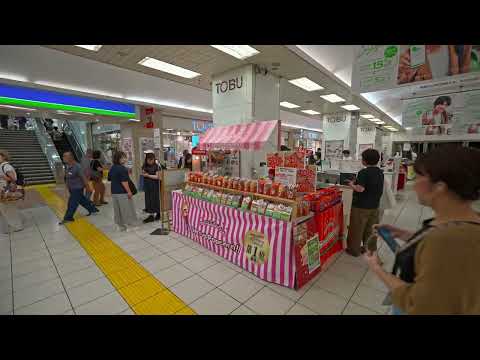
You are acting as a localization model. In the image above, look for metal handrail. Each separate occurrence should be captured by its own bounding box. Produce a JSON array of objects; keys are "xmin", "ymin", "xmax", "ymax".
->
[
  {"xmin": 61, "ymin": 120, "xmax": 85, "ymax": 161},
  {"xmin": 32, "ymin": 118, "xmax": 65, "ymax": 184}
]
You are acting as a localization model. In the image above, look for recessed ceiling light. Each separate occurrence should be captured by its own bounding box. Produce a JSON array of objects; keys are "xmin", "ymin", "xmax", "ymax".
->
[
  {"xmin": 320, "ymin": 94, "xmax": 345, "ymax": 103},
  {"xmin": 128, "ymin": 118, "xmax": 141, "ymax": 122},
  {"xmin": 288, "ymin": 77, "xmax": 324, "ymax": 91},
  {"xmin": 138, "ymin": 57, "xmax": 201, "ymax": 79},
  {"xmin": 210, "ymin": 45, "xmax": 259, "ymax": 60},
  {"xmin": 165, "ymin": 128, "xmax": 174, "ymax": 131},
  {"xmin": 280, "ymin": 101, "xmax": 300, "ymax": 109},
  {"xmin": 283, "ymin": 123, "xmax": 323, "ymax": 132},
  {"xmin": 360, "ymin": 114, "xmax": 375, "ymax": 119},
  {"xmin": 341, "ymin": 104, "xmax": 360, "ymax": 111},
  {"xmin": 301, "ymin": 109, "xmax": 321, "ymax": 115},
  {"xmin": 75, "ymin": 45, "xmax": 103, "ymax": 51},
  {"xmin": 370, "ymin": 118, "xmax": 382, "ymax": 122},
  {"xmin": 374, "ymin": 121, "xmax": 385, "ymax": 125}
]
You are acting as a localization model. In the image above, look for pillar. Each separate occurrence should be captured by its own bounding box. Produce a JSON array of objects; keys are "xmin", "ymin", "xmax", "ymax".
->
[
  {"xmin": 211, "ymin": 64, "xmax": 280, "ymax": 178},
  {"xmin": 120, "ymin": 106, "xmax": 163, "ymax": 182}
]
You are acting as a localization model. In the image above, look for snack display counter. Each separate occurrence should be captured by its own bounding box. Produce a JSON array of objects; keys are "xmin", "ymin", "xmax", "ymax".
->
[{"xmin": 171, "ymin": 120, "xmax": 344, "ymax": 289}]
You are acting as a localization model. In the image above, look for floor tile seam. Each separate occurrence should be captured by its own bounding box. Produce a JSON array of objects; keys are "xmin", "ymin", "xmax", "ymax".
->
[
  {"xmin": 347, "ymin": 300, "xmax": 385, "ymax": 315},
  {"xmin": 292, "ymin": 253, "xmax": 344, "ymax": 309},
  {"xmin": 13, "ymin": 287, "xmax": 66, "ymax": 312},
  {"xmin": 33, "ymin": 186, "xmax": 194, "ymax": 315},
  {"xmin": 340, "ymin": 266, "xmax": 370, "ymax": 315},
  {"xmin": 73, "ymin": 288, "xmax": 130, "ymax": 314},
  {"xmin": 36, "ymin": 224, "xmax": 77, "ymax": 314}
]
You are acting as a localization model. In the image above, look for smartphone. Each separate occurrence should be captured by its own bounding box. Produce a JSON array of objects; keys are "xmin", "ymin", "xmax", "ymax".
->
[
  {"xmin": 377, "ymin": 227, "xmax": 399, "ymax": 253},
  {"xmin": 410, "ymin": 45, "xmax": 426, "ymax": 68}
]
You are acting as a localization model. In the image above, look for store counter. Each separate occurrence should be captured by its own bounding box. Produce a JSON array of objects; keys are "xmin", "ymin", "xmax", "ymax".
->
[{"xmin": 171, "ymin": 182, "xmax": 344, "ymax": 290}]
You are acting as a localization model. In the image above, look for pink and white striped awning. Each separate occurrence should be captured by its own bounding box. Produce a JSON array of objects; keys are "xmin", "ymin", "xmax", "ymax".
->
[{"xmin": 199, "ymin": 120, "xmax": 279, "ymax": 151}]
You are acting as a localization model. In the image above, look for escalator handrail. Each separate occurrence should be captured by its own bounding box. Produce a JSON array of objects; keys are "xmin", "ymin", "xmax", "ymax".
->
[{"xmin": 62, "ymin": 120, "xmax": 85, "ymax": 161}]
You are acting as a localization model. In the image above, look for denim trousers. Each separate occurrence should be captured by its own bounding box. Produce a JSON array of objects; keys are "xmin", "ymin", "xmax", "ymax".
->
[{"xmin": 64, "ymin": 188, "xmax": 96, "ymax": 221}]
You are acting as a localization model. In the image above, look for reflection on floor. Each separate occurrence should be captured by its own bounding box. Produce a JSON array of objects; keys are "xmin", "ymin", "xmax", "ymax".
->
[{"xmin": 0, "ymin": 184, "xmax": 432, "ymax": 315}]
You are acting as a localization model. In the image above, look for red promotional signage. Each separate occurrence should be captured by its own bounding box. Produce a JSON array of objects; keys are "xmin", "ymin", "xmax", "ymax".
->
[
  {"xmin": 145, "ymin": 107, "xmax": 154, "ymax": 115},
  {"xmin": 192, "ymin": 148, "xmax": 207, "ymax": 156}
]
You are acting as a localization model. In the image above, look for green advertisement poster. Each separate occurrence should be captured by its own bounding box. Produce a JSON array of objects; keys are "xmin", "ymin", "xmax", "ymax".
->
[
  {"xmin": 353, "ymin": 45, "xmax": 480, "ymax": 94},
  {"xmin": 307, "ymin": 234, "xmax": 321, "ymax": 273}
]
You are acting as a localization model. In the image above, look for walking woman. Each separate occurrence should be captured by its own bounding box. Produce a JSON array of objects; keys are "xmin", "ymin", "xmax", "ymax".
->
[
  {"xmin": 142, "ymin": 153, "xmax": 163, "ymax": 223},
  {"xmin": 90, "ymin": 150, "xmax": 107, "ymax": 207},
  {"xmin": 108, "ymin": 151, "xmax": 138, "ymax": 231},
  {"xmin": 365, "ymin": 147, "xmax": 480, "ymax": 315}
]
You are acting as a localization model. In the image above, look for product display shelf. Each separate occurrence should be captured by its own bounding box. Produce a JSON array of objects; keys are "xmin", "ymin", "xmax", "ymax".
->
[{"xmin": 186, "ymin": 181, "xmax": 300, "ymax": 219}]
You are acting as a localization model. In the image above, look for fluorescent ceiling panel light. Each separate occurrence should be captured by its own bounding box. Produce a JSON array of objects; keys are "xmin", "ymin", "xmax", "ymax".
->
[
  {"xmin": 280, "ymin": 101, "xmax": 300, "ymax": 109},
  {"xmin": 341, "ymin": 104, "xmax": 360, "ymax": 111},
  {"xmin": 301, "ymin": 109, "xmax": 321, "ymax": 115},
  {"xmin": 288, "ymin": 77, "xmax": 324, "ymax": 91},
  {"xmin": 210, "ymin": 45, "xmax": 259, "ymax": 60},
  {"xmin": 320, "ymin": 94, "xmax": 345, "ymax": 103},
  {"xmin": 137, "ymin": 57, "xmax": 200, "ymax": 79},
  {"xmin": 128, "ymin": 118, "xmax": 140, "ymax": 122},
  {"xmin": 373, "ymin": 121, "xmax": 385, "ymax": 125},
  {"xmin": 0, "ymin": 104, "xmax": 36, "ymax": 111},
  {"xmin": 283, "ymin": 123, "xmax": 323, "ymax": 132},
  {"xmin": 360, "ymin": 114, "xmax": 375, "ymax": 119},
  {"xmin": 0, "ymin": 73, "xmax": 28, "ymax": 82},
  {"xmin": 369, "ymin": 118, "xmax": 382, "ymax": 122},
  {"xmin": 406, "ymin": 127, "xmax": 413, "ymax": 130},
  {"xmin": 75, "ymin": 45, "xmax": 103, "ymax": 51}
]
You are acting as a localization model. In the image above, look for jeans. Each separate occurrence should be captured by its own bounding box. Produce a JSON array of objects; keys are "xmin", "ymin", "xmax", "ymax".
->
[
  {"xmin": 392, "ymin": 306, "xmax": 406, "ymax": 315},
  {"xmin": 64, "ymin": 188, "xmax": 97, "ymax": 221}
]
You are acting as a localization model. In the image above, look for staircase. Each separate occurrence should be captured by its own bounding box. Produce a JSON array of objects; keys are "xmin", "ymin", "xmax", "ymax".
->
[{"xmin": 0, "ymin": 129, "xmax": 56, "ymax": 185}]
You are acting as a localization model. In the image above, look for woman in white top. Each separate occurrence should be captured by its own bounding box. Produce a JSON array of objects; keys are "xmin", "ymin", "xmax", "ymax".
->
[{"xmin": 0, "ymin": 150, "xmax": 24, "ymax": 233}]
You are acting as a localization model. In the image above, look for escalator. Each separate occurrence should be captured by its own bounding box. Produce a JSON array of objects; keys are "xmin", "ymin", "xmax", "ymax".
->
[{"xmin": 47, "ymin": 119, "xmax": 85, "ymax": 163}]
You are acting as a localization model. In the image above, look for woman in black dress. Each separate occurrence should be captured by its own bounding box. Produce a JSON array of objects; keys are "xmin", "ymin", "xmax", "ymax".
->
[{"xmin": 142, "ymin": 153, "xmax": 163, "ymax": 223}]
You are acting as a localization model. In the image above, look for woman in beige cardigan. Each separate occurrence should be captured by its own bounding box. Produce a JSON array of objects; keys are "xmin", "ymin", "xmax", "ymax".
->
[{"xmin": 365, "ymin": 147, "xmax": 480, "ymax": 315}]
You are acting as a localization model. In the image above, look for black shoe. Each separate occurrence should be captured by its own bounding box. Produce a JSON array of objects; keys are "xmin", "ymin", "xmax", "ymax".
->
[
  {"xmin": 155, "ymin": 213, "xmax": 161, "ymax": 221},
  {"xmin": 143, "ymin": 215, "xmax": 155, "ymax": 224},
  {"xmin": 59, "ymin": 219, "xmax": 74, "ymax": 225}
]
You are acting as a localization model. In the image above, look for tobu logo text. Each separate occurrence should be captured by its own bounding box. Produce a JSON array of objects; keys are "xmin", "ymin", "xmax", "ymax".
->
[{"xmin": 215, "ymin": 76, "xmax": 243, "ymax": 94}]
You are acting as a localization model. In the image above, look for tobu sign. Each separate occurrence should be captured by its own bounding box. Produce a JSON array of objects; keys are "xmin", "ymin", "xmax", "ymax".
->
[{"xmin": 214, "ymin": 76, "xmax": 244, "ymax": 94}]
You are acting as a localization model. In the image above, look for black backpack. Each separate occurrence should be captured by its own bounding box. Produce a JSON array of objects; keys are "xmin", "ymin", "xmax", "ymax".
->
[{"xmin": 2, "ymin": 163, "xmax": 26, "ymax": 187}]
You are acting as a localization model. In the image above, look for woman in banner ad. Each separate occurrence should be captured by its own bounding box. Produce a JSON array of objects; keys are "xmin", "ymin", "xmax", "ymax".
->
[{"xmin": 397, "ymin": 45, "xmax": 475, "ymax": 84}]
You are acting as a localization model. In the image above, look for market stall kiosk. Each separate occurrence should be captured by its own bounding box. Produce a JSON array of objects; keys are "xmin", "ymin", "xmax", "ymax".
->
[{"xmin": 171, "ymin": 120, "xmax": 344, "ymax": 289}]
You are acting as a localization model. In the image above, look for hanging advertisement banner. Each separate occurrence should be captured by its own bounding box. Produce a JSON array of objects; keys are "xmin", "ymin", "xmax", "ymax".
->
[
  {"xmin": 353, "ymin": 45, "xmax": 480, "ymax": 93},
  {"xmin": 402, "ymin": 89, "xmax": 480, "ymax": 135},
  {"xmin": 121, "ymin": 137, "xmax": 134, "ymax": 168}
]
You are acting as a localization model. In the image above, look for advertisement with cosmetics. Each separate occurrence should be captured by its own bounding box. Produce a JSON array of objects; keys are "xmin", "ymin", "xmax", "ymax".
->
[
  {"xmin": 402, "ymin": 89, "xmax": 480, "ymax": 135},
  {"xmin": 353, "ymin": 45, "xmax": 480, "ymax": 93}
]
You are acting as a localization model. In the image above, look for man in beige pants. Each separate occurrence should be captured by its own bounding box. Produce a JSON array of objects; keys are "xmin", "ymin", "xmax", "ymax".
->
[{"xmin": 345, "ymin": 149, "xmax": 384, "ymax": 257}]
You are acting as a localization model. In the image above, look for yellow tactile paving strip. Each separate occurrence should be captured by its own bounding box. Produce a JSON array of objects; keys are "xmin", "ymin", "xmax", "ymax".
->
[{"xmin": 33, "ymin": 185, "xmax": 195, "ymax": 315}]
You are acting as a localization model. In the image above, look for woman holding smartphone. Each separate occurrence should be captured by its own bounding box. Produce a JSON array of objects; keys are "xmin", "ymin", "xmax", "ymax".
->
[
  {"xmin": 108, "ymin": 151, "xmax": 138, "ymax": 231},
  {"xmin": 365, "ymin": 147, "xmax": 480, "ymax": 315},
  {"xmin": 141, "ymin": 153, "xmax": 165, "ymax": 223}
]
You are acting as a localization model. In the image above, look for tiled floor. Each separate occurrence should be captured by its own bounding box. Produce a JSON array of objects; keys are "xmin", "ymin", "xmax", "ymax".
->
[{"xmin": 0, "ymin": 184, "xmax": 430, "ymax": 315}]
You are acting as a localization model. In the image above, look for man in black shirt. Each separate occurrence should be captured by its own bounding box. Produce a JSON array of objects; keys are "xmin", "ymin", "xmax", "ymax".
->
[{"xmin": 346, "ymin": 148, "xmax": 384, "ymax": 257}]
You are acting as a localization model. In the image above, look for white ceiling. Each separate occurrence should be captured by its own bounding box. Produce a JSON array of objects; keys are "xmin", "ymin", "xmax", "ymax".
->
[
  {"xmin": 0, "ymin": 45, "xmax": 400, "ymax": 131},
  {"xmin": 294, "ymin": 45, "xmax": 405, "ymax": 124}
]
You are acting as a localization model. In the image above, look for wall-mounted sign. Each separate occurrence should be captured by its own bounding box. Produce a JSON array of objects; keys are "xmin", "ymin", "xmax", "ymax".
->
[
  {"xmin": 360, "ymin": 127, "xmax": 375, "ymax": 132},
  {"xmin": 326, "ymin": 113, "xmax": 347, "ymax": 123},
  {"xmin": 192, "ymin": 120, "xmax": 214, "ymax": 133},
  {"xmin": 214, "ymin": 76, "xmax": 244, "ymax": 94},
  {"xmin": 0, "ymin": 83, "xmax": 136, "ymax": 118}
]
